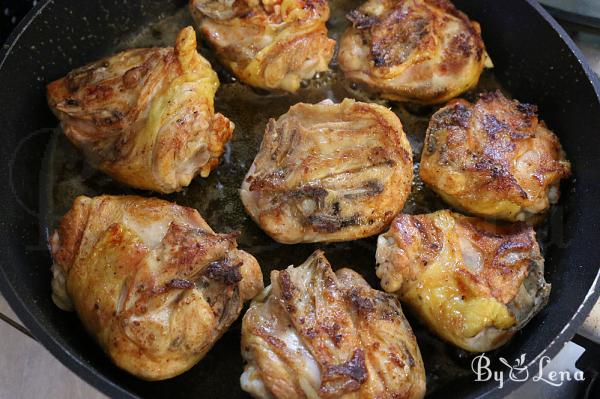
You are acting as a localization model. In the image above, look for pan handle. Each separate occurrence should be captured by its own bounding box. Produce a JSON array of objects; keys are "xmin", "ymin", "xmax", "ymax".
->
[{"xmin": 0, "ymin": 310, "xmax": 36, "ymax": 341}]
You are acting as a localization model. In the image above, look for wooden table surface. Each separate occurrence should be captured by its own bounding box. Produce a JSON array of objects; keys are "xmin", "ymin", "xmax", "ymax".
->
[{"xmin": 0, "ymin": 295, "xmax": 106, "ymax": 399}]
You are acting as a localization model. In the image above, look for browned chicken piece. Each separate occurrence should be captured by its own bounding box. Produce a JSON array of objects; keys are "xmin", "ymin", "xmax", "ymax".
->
[
  {"xmin": 50, "ymin": 195, "xmax": 263, "ymax": 380},
  {"xmin": 240, "ymin": 98, "xmax": 413, "ymax": 244},
  {"xmin": 376, "ymin": 210, "xmax": 550, "ymax": 352},
  {"xmin": 47, "ymin": 27, "xmax": 234, "ymax": 193},
  {"xmin": 338, "ymin": 0, "xmax": 492, "ymax": 104},
  {"xmin": 420, "ymin": 91, "xmax": 571, "ymax": 222},
  {"xmin": 241, "ymin": 250, "xmax": 426, "ymax": 399},
  {"xmin": 189, "ymin": 0, "xmax": 335, "ymax": 92}
]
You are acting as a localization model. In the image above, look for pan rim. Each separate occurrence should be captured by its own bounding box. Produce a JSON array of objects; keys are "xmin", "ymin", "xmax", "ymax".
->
[
  {"xmin": 0, "ymin": 0, "xmax": 599, "ymax": 398},
  {"xmin": 0, "ymin": 3, "xmax": 142, "ymax": 398},
  {"xmin": 476, "ymin": 1, "xmax": 600, "ymax": 396}
]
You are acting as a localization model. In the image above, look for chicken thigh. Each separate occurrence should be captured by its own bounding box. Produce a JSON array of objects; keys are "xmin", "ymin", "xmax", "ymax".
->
[
  {"xmin": 189, "ymin": 0, "xmax": 335, "ymax": 92},
  {"xmin": 47, "ymin": 27, "xmax": 234, "ymax": 193},
  {"xmin": 338, "ymin": 0, "xmax": 491, "ymax": 104},
  {"xmin": 376, "ymin": 210, "xmax": 549, "ymax": 352},
  {"xmin": 241, "ymin": 250, "xmax": 426, "ymax": 399},
  {"xmin": 420, "ymin": 91, "xmax": 571, "ymax": 222},
  {"xmin": 241, "ymin": 98, "xmax": 413, "ymax": 244},
  {"xmin": 50, "ymin": 195, "xmax": 263, "ymax": 380}
]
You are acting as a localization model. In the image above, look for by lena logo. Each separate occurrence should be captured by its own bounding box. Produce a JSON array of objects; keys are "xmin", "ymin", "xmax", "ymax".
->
[{"xmin": 471, "ymin": 353, "xmax": 585, "ymax": 389}]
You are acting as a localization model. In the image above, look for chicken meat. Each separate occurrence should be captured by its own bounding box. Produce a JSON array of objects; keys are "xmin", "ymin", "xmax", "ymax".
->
[
  {"xmin": 338, "ymin": 0, "xmax": 492, "ymax": 104},
  {"xmin": 47, "ymin": 27, "xmax": 234, "ymax": 193},
  {"xmin": 420, "ymin": 91, "xmax": 571, "ymax": 222},
  {"xmin": 241, "ymin": 250, "xmax": 426, "ymax": 399},
  {"xmin": 375, "ymin": 210, "xmax": 550, "ymax": 352},
  {"xmin": 189, "ymin": 0, "xmax": 335, "ymax": 92},
  {"xmin": 240, "ymin": 98, "xmax": 413, "ymax": 244},
  {"xmin": 50, "ymin": 195, "xmax": 263, "ymax": 380}
]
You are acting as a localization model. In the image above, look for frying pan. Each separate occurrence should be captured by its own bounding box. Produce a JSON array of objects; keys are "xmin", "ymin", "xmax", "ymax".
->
[{"xmin": 1, "ymin": 0, "xmax": 599, "ymax": 398}]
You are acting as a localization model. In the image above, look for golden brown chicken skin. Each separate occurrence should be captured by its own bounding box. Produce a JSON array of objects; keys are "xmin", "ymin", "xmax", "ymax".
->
[
  {"xmin": 241, "ymin": 250, "xmax": 426, "ymax": 399},
  {"xmin": 241, "ymin": 99, "xmax": 413, "ymax": 244},
  {"xmin": 50, "ymin": 195, "xmax": 263, "ymax": 380},
  {"xmin": 338, "ymin": 0, "xmax": 491, "ymax": 104},
  {"xmin": 190, "ymin": 0, "xmax": 335, "ymax": 92},
  {"xmin": 47, "ymin": 27, "xmax": 234, "ymax": 193},
  {"xmin": 376, "ymin": 210, "xmax": 550, "ymax": 352},
  {"xmin": 420, "ymin": 91, "xmax": 571, "ymax": 222}
]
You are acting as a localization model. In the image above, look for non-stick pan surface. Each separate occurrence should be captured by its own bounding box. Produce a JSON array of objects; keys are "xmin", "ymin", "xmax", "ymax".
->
[{"xmin": 1, "ymin": 0, "xmax": 600, "ymax": 398}]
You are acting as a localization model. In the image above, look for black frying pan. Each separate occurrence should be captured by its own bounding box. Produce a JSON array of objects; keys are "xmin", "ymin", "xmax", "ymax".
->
[{"xmin": 1, "ymin": 0, "xmax": 600, "ymax": 398}]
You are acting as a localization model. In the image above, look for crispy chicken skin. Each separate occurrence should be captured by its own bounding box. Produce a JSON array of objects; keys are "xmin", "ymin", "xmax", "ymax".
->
[
  {"xmin": 47, "ymin": 27, "xmax": 234, "ymax": 193},
  {"xmin": 240, "ymin": 99, "xmax": 413, "ymax": 244},
  {"xmin": 338, "ymin": 0, "xmax": 491, "ymax": 104},
  {"xmin": 241, "ymin": 250, "xmax": 426, "ymax": 399},
  {"xmin": 420, "ymin": 91, "xmax": 571, "ymax": 222},
  {"xmin": 189, "ymin": 0, "xmax": 335, "ymax": 92},
  {"xmin": 49, "ymin": 195, "xmax": 263, "ymax": 380},
  {"xmin": 376, "ymin": 210, "xmax": 550, "ymax": 352}
]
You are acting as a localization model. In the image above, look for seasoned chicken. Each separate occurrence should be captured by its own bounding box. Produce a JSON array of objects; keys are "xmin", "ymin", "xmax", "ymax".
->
[
  {"xmin": 375, "ymin": 210, "xmax": 549, "ymax": 352},
  {"xmin": 241, "ymin": 99, "xmax": 413, "ymax": 244},
  {"xmin": 50, "ymin": 195, "xmax": 263, "ymax": 380},
  {"xmin": 189, "ymin": 0, "xmax": 335, "ymax": 92},
  {"xmin": 47, "ymin": 27, "xmax": 234, "ymax": 193},
  {"xmin": 241, "ymin": 250, "xmax": 426, "ymax": 399},
  {"xmin": 338, "ymin": 0, "xmax": 491, "ymax": 104},
  {"xmin": 420, "ymin": 91, "xmax": 571, "ymax": 222}
]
